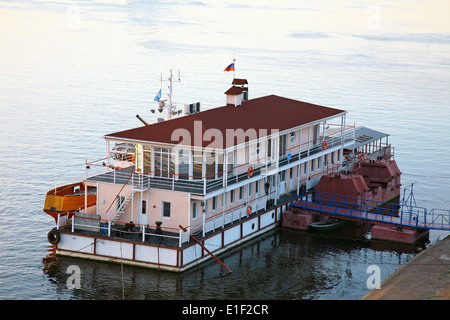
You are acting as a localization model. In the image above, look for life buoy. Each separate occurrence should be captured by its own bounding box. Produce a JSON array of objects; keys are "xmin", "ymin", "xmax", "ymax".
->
[
  {"xmin": 322, "ymin": 140, "xmax": 327, "ymax": 150},
  {"xmin": 132, "ymin": 154, "xmax": 135, "ymax": 163},
  {"xmin": 47, "ymin": 229, "xmax": 61, "ymax": 245},
  {"xmin": 247, "ymin": 205, "xmax": 253, "ymax": 215},
  {"xmin": 248, "ymin": 166, "xmax": 254, "ymax": 177}
]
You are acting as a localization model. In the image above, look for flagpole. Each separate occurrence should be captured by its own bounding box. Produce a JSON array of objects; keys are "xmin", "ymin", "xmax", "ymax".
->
[{"xmin": 233, "ymin": 58, "xmax": 236, "ymax": 79}]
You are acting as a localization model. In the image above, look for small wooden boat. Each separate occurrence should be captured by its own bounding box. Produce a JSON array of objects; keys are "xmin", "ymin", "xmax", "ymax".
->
[
  {"xmin": 43, "ymin": 182, "xmax": 96, "ymax": 222},
  {"xmin": 309, "ymin": 218, "xmax": 344, "ymax": 231}
]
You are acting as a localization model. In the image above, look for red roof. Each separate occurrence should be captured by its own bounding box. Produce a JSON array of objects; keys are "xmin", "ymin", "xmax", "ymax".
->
[
  {"xmin": 232, "ymin": 78, "xmax": 248, "ymax": 85},
  {"xmin": 224, "ymin": 86, "xmax": 244, "ymax": 95},
  {"xmin": 105, "ymin": 95, "xmax": 346, "ymax": 149}
]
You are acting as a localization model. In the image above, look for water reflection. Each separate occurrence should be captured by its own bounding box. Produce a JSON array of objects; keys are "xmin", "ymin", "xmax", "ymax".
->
[{"xmin": 42, "ymin": 228, "xmax": 418, "ymax": 300}]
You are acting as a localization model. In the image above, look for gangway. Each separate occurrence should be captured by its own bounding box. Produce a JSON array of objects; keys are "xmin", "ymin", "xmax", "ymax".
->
[{"xmin": 290, "ymin": 190, "xmax": 450, "ymax": 232}]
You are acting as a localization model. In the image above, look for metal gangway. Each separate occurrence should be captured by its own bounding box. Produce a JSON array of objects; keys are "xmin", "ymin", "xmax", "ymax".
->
[{"xmin": 290, "ymin": 186, "xmax": 450, "ymax": 231}]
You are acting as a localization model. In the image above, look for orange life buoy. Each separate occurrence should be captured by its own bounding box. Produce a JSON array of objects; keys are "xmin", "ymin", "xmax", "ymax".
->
[
  {"xmin": 322, "ymin": 140, "xmax": 327, "ymax": 150},
  {"xmin": 132, "ymin": 154, "xmax": 135, "ymax": 163},
  {"xmin": 247, "ymin": 205, "xmax": 253, "ymax": 215},
  {"xmin": 248, "ymin": 166, "xmax": 254, "ymax": 177}
]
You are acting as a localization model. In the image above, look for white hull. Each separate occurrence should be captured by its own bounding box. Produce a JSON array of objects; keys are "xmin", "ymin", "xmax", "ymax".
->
[{"xmin": 55, "ymin": 205, "xmax": 284, "ymax": 272}]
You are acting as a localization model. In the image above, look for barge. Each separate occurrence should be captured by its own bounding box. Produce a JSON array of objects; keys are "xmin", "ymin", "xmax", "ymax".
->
[{"xmin": 44, "ymin": 73, "xmax": 390, "ymax": 271}]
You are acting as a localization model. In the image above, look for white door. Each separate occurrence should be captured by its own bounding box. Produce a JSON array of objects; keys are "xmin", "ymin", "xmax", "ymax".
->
[
  {"xmin": 138, "ymin": 195, "xmax": 147, "ymax": 225},
  {"xmin": 289, "ymin": 167, "xmax": 296, "ymax": 191},
  {"xmin": 278, "ymin": 170, "xmax": 286, "ymax": 195}
]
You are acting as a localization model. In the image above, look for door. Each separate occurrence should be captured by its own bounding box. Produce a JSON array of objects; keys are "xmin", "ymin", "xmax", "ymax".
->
[
  {"xmin": 138, "ymin": 195, "xmax": 147, "ymax": 225},
  {"xmin": 278, "ymin": 170, "xmax": 286, "ymax": 195},
  {"xmin": 289, "ymin": 167, "xmax": 296, "ymax": 192}
]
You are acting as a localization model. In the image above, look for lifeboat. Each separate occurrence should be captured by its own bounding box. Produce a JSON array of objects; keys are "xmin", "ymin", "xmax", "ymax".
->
[{"xmin": 43, "ymin": 182, "xmax": 96, "ymax": 222}]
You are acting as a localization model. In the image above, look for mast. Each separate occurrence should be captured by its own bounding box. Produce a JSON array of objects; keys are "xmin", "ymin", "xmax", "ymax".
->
[{"xmin": 168, "ymin": 69, "xmax": 173, "ymax": 120}]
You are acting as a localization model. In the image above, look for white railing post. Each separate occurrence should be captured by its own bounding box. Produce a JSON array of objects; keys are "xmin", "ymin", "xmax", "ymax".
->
[
  {"xmin": 57, "ymin": 214, "xmax": 60, "ymax": 230},
  {"xmin": 108, "ymin": 220, "xmax": 111, "ymax": 237},
  {"xmin": 72, "ymin": 215, "xmax": 75, "ymax": 233},
  {"xmin": 142, "ymin": 225, "xmax": 145, "ymax": 242}
]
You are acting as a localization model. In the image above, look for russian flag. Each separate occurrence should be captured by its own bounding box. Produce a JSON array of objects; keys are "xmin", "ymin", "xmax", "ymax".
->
[{"xmin": 223, "ymin": 63, "xmax": 235, "ymax": 72}]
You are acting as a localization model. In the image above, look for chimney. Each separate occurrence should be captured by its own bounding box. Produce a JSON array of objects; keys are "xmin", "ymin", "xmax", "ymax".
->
[{"xmin": 224, "ymin": 78, "xmax": 248, "ymax": 106}]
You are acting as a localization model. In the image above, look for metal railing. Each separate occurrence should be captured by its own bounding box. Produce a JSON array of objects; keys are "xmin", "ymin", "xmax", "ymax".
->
[
  {"xmin": 290, "ymin": 190, "xmax": 450, "ymax": 231},
  {"xmin": 86, "ymin": 125, "xmax": 355, "ymax": 195},
  {"xmin": 56, "ymin": 212, "xmax": 191, "ymax": 247}
]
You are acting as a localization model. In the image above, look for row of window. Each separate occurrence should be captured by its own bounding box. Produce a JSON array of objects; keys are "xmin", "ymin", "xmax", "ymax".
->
[{"xmin": 137, "ymin": 151, "xmax": 342, "ymax": 220}]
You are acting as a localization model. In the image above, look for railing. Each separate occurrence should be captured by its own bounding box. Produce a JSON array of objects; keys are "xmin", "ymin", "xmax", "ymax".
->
[
  {"xmin": 425, "ymin": 209, "xmax": 450, "ymax": 231},
  {"xmin": 56, "ymin": 212, "xmax": 191, "ymax": 247},
  {"xmin": 290, "ymin": 190, "xmax": 450, "ymax": 231},
  {"xmin": 203, "ymin": 191, "xmax": 276, "ymax": 235},
  {"xmin": 85, "ymin": 125, "xmax": 355, "ymax": 195}
]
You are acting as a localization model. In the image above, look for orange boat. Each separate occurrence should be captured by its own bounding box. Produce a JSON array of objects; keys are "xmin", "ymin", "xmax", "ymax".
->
[{"xmin": 43, "ymin": 182, "xmax": 96, "ymax": 222}]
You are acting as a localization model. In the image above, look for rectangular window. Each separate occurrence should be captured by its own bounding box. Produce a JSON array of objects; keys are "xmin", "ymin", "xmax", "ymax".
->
[
  {"xmin": 212, "ymin": 196, "xmax": 217, "ymax": 211},
  {"xmin": 141, "ymin": 200, "xmax": 147, "ymax": 214},
  {"xmin": 178, "ymin": 149, "xmax": 190, "ymax": 180},
  {"xmin": 279, "ymin": 134, "xmax": 287, "ymax": 157},
  {"xmin": 249, "ymin": 183, "xmax": 253, "ymax": 197},
  {"xmin": 230, "ymin": 190, "xmax": 235, "ymax": 203},
  {"xmin": 239, "ymin": 187, "xmax": 243, "ymax": 200},
  {"xmin": 154, "ymin": 147, "xmax": 175, "ymax": 178},
  {"xmin": 162, "ymin": 201, "xmax": 171, "ymax": 218},
  {"xmin": 192, "ymin": 202, "xmax": 198, "ymax": 219},
  {"xmin": 255, "ymin": 180, "xmax": 259, "ymax": 194}
]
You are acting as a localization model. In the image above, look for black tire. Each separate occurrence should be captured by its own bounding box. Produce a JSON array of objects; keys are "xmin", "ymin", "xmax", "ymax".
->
[{"xmin": 47, "ymin": 229, "xmax": 61, "ymax": 245}]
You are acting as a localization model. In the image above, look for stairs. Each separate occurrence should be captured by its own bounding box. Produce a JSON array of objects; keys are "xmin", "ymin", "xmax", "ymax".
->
[{"xmin": 112, "ymin": 189, "xmax": 134, "ymax": 222}]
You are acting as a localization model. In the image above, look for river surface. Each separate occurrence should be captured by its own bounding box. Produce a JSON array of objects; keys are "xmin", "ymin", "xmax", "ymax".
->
[{"xmin": 0, "ymin": 0, "xmax": 449, "ymax": 300}]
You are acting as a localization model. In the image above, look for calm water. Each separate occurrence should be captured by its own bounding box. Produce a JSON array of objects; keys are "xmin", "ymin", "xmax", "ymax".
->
[{"xmin": 1, "ymin": 0, "xmax": 449, "ymax": 300}]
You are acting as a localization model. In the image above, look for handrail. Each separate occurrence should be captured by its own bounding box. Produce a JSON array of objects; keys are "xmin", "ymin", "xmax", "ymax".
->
[
  {"xmin": 105, "ymin": 171, "xmax": 134, "ymax": 218},
  {"xmin": 290, "ymin": 189, "xmax": 450, "ymax": 231}
]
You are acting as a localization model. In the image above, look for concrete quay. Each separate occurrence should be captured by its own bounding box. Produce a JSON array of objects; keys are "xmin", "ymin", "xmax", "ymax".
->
[{"xmin": 363, "ymin": 235, "xmax": 450, "ymax": 300}]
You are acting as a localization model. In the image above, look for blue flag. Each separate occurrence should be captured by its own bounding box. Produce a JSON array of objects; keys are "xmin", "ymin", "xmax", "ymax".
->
[{"xmin": 154, "ymin": 89, "xmax": 161, "ymax": 102}]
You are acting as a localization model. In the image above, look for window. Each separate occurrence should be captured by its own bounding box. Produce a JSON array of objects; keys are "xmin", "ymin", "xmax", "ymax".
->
[
  {"xmin": 227, "ymin": 150, "xmax": 235, "ymax": 176},
  {"xmin": 205, "ymin": 152, "xmax": 216, "ymax": 180},
  {"xmin": 239, "ymin": 187, "xmax": 243, "ymax": 200},
  {"xmin": 162, "ymin": 201, "xmax": 171, "ymax": 218},
  {"xmin": 178, "ymin": 149, "xmax": 190, "ymax": 180},
  {"xmin": 279, "ymin": 134, "xmax": 287, "ymax": 157},
  {"xmin": 230, "ymin": 190, "xmax": 235, "ymax": 203},
  {"xmin": 256, "ymin": 142, "xmax": 260, "ymax": 155},
  {"xmin": 310, "ymin": 159, "xmax": 315, "ymax": 172},
  {"xmin": 249, "ymin": 183, "xmax": 253, "ymax": 197},
  {"xmin": 154, "ymin": 147, "xmax": 175, "ymax": 178},
  {"xmin": 193, "ymin": 151, "xmax": 203, "ymax": 180},
  {"xmin": 255, "ymin": 180, "xmax": 259, "ymax": 194},
  {"xmin": 141, "ymin": 200, "xmax": 147, "ymax": 214},
  {"xmin": 212, "ymin": 196, "xmax": 217, "ymax": 211},
  {"xmin": 290, "ymin": 131, "xmax": 296, "ymax": 143},
  {"xmin": 192, "ymin": 202, "xmax": 198, "ymax": 219}
]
